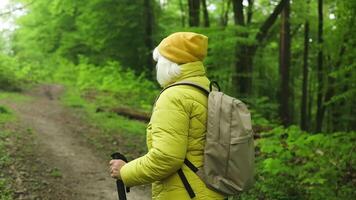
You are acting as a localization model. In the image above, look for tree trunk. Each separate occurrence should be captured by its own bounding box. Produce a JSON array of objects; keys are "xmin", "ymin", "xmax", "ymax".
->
[
  {"xmin": 96, "ymin": 107, "xmax": 150, "ymax": 122},
  {"xmin": 144, "ymin": 0, "xmax": 155, "ymax": 79},
  {"xmin": 220, "ymin": 0, "xmax": 231, "ymax": 26},
  {"xmin": 232, "ymin": 0, "xmax": 249, "ymax": 97},
  {"xmin": 315, "ymin": 0, "xmax": 324, "ymax": 132},
  {"xmin": 279, "ymin": 0, "xmax": 291, "ymax": 126},
  {"xmin": 255, "ymin": 0, "xmax": 288, "ymax": 44},
  {"xmin": 308, "ymin": 71, "xmax": 313, "ymax": 129},
  {"xmin": 201, "ymin": 0, "xmax": 210, "ymax": 27},
  {"xmin": 188, "ymin": 0, "xmax": 200, "ymax": 27},
  {"xmin": 247, "ymin": 0, "xmax": 254, "ymax": 24},
  {"xmin": 232, "ymin": 0, "xmax": 245, "ymax": 26},
  {"xmin": 301, "ymin": 1, "xmax": 310, "ymax": 131},
  {"xmin": 232, "ymin": 0, "xmax": 288, "ymax": 97},
  {"xmin": 179, "ymin": 0, "xmax": 186, "ymax": 27},
  {"xmin": 324, "ymin": 39, "xmax": 347, "ymax": 131}
]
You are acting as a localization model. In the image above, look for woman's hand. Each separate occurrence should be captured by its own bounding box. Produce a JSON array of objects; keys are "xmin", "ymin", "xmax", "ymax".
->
[{"xmin": 109, "ymin": 159, "xmax": 127, "ymax": 179}]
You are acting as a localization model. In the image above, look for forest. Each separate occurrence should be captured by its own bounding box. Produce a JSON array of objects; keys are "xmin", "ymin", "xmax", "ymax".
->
[{"xmin": 0, "ymin": 0, "xmax": 355, "ymax": 199}]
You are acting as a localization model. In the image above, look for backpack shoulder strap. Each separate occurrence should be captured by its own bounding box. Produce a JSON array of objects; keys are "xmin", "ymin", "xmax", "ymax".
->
[
  {"xmin": 162, "ymin": 81, "xmax": 210, "ymax": 96},
  {"xmin": 154, "ymin": 81, "xmax": 210, "ymax": 106},
  {"xmin": 159, "ymin": 81, "xmax": 221, "ymax": 100}
]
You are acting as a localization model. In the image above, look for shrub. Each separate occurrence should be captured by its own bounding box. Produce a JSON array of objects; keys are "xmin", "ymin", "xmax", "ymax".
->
[
  {"xmin": 0, "ymin": 54, "xmax": 22, "ymax": 92},
  {"xmin": 53, "ymin": 57, "xmax": 158, "ymax": 111},
  {"xmin": 237, "ymin": 126, "xmax": 355, "ymax": 200}
]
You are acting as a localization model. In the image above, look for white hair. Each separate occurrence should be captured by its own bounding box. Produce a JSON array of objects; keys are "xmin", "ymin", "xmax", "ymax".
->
[{"xmin": 153, "ymin": 48, "xmax": 181, "ymax": 87}]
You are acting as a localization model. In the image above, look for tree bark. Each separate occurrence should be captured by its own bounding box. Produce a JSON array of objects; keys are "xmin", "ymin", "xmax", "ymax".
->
[
  {"xmin": 201, "ymin": 0, "xmax": 210, "ymax": 27},
  {"xmin": 308, "ymin": 71, "xmax": 313, "ymax": 130},
  {"xmin": 188, "ymin": 0, "xmax": 200, "ymax": 27},
  {"xmin": 301, "ymin": 1, "xmax": 310, "ymax": 131},
  {"xmin": 221, "ymin": 0, "xmax": 232, "ymax": 26},
  {"xmin": 144, "ymin": 0, "xmax": 155, "ymax": 78},
  {"xmin": 232, "ymin": 0, "xmax": 245, "ymax": 26},
  {"xmin": 324, "ymin": 39, "xmax": 347, "ymax": 131},
  {"xmin": 232, "ymin": 0, "xmax": 249, "ymax": 97},
  {"xmin": 232, "ymin": 0, "xmax": 288, "ymax": 97},
  {"xmin": 255, "ymin": 0, "xmax": 288, "ymax": 44},
  {"xmin": 247, "ymin": 0, "xmax": 254, "ymax": 24},
  {"xmin": 179, "ymin": 0, "xmax": 186, "ymax": 27},
  {"xmin": 96, "ymin": 107, "xmax": 150, "ymax": 122},
  {"xmin": 279, "ymin": 0, "xmax": 291, "ymax": 126},
  {"xmin": 315, "ymin": 0, "xmax": 324, "ymax": 132}
]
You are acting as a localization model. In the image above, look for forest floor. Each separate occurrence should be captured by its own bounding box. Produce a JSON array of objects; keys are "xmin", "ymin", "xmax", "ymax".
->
[{"xmin": 0, "ymin": 84, "xmax": 151, "ymax": 200}]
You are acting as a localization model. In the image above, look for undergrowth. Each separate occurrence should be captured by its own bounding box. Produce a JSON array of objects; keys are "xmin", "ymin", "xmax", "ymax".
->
[
  {"xmin": 61, "ymin": 87, "xmax": 148, "ymax": 159},
  {"xmin": 0, "ymin": 106, "xmax": 15, "ymax": 200}
]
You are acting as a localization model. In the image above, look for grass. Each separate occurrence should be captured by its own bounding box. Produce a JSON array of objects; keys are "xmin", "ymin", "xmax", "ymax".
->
[
  {"xmin": 0, "ymin": 179, "xmax": 12, "ymax": 200},
  {"xmin": 61, "ymin": 87, "xmax": 148, "ymax": 159},
  {"xmin": 0, "ymin": 91, "xmax": 31, "ymax": 103},
  {"xmin": 0, "ymin": 106, "xmax": 14, "ymax": 200},
  {"xmin": 0, "ymin": 106, "xmax": 15, "ymax": 125},
  {"xmin": 50, "ymin": 168, "xmax": 63, "ymax": 178}
]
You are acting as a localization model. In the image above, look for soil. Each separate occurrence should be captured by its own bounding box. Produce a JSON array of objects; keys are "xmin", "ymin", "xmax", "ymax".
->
[{"xmin": 1, "ymin": 84, "xmax": 151, "ymax": 200}]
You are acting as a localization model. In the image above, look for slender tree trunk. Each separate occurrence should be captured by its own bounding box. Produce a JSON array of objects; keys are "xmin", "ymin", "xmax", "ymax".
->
[
  {"xmin": 201, "ymin": 0, "xmax": 210, "ymax": 27},
  {"xmin": 232, "ymin": 0, "xmax": 245, "ymax": 26},
  {"xmin": 255, "ymin": 0, "xmax": 288, "ymax": 43},
  {"xmin": 179, "ymin": 0, "xmax": 186, "ymax": 27},
  {"xmin": 308, "ymin": 71, "xmax": 314, "ymax": 129},
  {"xmin": 301, "ymin": 1, "xmax": 310, "ymax": 131},
  {"xmin": 247, "ymin": 0, "xmax": 254, "ymax": 24},
  {"xmin": 232, "ymin": 0, "xmax": 288, "ymax": 97},
  {"xmin": 232, "ymin": 0, "xmax": 249, "ymax": 97},
  {"xmin": 144, "ymin": 0, "xmax": 155, "ymax": 79},
  {"xmin": 324, "ymin": 39, "xmax": 347, "ymax": 131},
  {"xmin": 315, "ymin": 0, "xmax": 324, "ymax": 132},
  {"xmin": 221, "ymin": 0, "xmax": 232, "ymax": 26},
  {"xmin": 188, "ymin": 0, "xmax": 200, "ymax": 27},
  {"xmin": 279, "ymin": 0, "xmax": 291, "ymax": 126}
]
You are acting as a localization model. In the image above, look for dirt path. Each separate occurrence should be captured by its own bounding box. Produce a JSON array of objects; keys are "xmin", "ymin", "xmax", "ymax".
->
[{"xmin": 3, "ymin": 85, "xmax": 151, "ymax": 200}]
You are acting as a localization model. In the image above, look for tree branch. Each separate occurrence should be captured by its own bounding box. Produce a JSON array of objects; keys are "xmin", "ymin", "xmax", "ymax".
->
[
  {"xmin": 256, "ymin": 0, "xmax": 288, "ymax": 43},
  {"xmin": 0, "ymin": 1, "xmax": 35, "ymax": 17}
]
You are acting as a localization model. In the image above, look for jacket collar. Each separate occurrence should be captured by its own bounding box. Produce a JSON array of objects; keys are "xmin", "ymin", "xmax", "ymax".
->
[{"xmin": 175, "ymin": 61, "xmax": 206, "ymax": 82}]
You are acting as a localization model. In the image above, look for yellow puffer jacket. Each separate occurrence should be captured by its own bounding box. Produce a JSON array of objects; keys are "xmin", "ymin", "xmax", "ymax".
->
[{"xmin": 120, "ymin": 61, "xmax": 225, "ymax": 200}]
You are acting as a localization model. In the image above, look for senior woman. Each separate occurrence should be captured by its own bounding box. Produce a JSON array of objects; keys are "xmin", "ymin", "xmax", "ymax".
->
[{"xmin": 109, "ymin": 32, "xmax": 225, "ymax": 200}]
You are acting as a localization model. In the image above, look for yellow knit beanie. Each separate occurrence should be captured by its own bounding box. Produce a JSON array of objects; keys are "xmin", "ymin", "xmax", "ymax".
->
[{"xmin": 157, "ymin": 32, "xmax": 208, "ymax": 64}]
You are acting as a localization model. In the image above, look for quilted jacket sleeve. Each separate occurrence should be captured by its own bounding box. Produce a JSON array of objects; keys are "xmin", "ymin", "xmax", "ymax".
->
[{"xmin": 120, "ymin": 89, "xmax": 190, "ymax": 187}]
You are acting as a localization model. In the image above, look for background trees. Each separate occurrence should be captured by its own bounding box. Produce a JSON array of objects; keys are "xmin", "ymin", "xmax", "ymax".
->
[
  {"xmin": 1, "ymin": 0, "xmax": 354, "ymax": 133},
  {"xmin": 0, "ymin": 1, "xmax": 355, "ymax": 199}
]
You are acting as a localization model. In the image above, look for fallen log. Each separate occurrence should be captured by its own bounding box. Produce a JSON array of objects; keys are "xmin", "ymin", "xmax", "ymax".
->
[
  {"xmin": 96, "ymin": 107, "xmax": 151, "ymax": 122},
  {"xmin": 96, "ymin": 107, "xmax": 273, "ymax": 137}
]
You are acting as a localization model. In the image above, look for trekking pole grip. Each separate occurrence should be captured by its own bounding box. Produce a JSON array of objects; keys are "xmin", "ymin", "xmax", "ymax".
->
[{"xmin": 111, "ymin": 152, "xmax": 130, "ymax": 200}]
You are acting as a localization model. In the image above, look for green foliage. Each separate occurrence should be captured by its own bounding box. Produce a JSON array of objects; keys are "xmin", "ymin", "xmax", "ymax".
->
[
  {"xmin": 54, "ymin": 57, "xmax": 157, "ymax": 110},
  {"xmin": 0, "ymin": 106, "xmax": 14, "ymax": 125},
  {"xmin": 0, "ymin": 107, "xmax": 14, "ymax": 199},
  {"xmin": 61, "ymin": 87, "xmax": 147, "ymax": 159},
  {"xmin": 13, "ymin": 0, "xmax": 156, "ymax": 74},
  {"xmin": 0, "ymin": 179, "xmax": 13, "ymax": 200},
  {"xmin": 62, "ymin": 87, "xmax": 147, "ymax": 137},
  {"xmin": 237, "ymin": 126, "xmax": 355, "ymax": 200},
  {"xmin": 49, "ymin": 168, "xmax": 62, "ymax": 178},
  {"xmin": 0, "ymin": 54, "xmax": 22, "ymax": 92},
  {"xmin": 250, "ymin": 96, "xmax": 279, "ymax": 125},
  {"xmin": 0, "ymin": 0, "xmax": 354, "ymax": 198}
]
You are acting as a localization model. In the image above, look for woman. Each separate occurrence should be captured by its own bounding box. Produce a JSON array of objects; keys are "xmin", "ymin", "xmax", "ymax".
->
[{"xmin": 110, "ymin": 32, "xmax": 225, "ymax": 200}]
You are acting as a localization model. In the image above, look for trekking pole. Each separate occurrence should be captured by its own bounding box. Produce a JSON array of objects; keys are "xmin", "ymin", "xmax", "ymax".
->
[{"xmin": 111, "ymin": 152, "xmax": 130, "ymax": 200}]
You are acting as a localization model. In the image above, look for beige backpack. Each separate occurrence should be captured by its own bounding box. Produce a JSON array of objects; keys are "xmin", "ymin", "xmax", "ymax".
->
[{"xmin": 164, "ymin": 81, "xmax": 255, "ymax": 197}]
